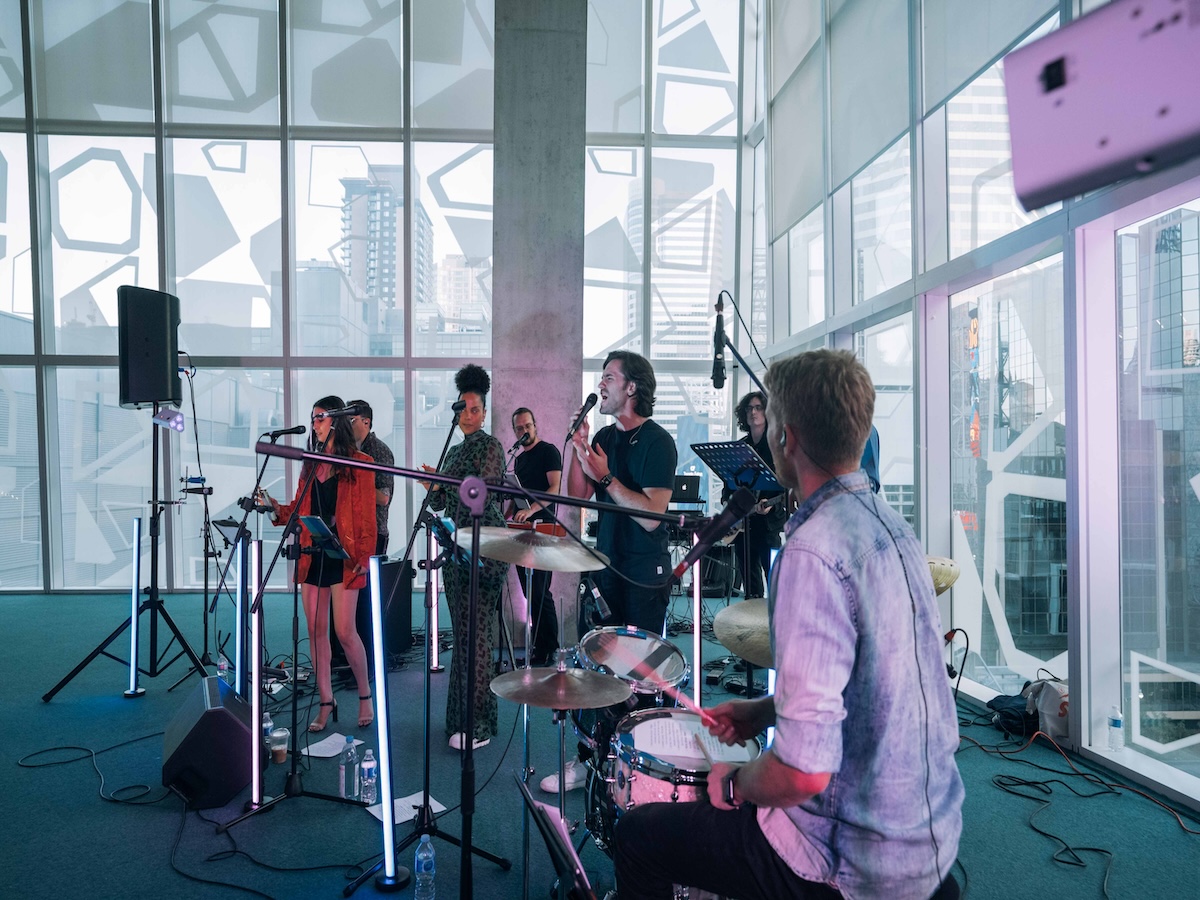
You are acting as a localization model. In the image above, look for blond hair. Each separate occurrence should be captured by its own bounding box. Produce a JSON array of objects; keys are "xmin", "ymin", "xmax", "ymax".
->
[{"xmin": 764, "ymin": 349, "xmax": 875, "ymax": 471}]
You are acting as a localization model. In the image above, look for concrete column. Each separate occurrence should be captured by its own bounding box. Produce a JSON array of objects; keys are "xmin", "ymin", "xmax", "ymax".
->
[{"xmin": 492, "ymin": 0, "xmax": 588, "ymax": 640}]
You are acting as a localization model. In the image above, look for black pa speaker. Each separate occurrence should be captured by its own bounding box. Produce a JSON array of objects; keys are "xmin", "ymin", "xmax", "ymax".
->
[
  {"xmin": 330, "ymin": 558, "xmax": 413, "ymax": 676},
  {"xmin": 162, "ymin": 676, "xmax": 254, "ymax": 809},
  {"xmin": 118, "ymin": 285, "xmax": 182, "ymax": 409}
]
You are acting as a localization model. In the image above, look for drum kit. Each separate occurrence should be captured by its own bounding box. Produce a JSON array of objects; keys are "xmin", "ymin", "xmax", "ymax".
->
[{"xmin": 471, "ymin": 525, "xmax": 962, "ymax": 894}]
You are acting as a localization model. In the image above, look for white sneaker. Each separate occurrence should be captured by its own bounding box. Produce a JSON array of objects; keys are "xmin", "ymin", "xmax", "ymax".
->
[
  {"xmin": 448, "ymin": 732, "xmax": 490, "ymax": 750},
  {"xmin": 539, "ymin": 758, "xmax": 587, "ymax": 793}
]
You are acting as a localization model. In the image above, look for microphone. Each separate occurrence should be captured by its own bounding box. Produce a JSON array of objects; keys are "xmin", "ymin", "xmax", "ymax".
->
[
  {"xmin": 451, "ymin": 399, "xmax": 467, "ymax": 413},
  {"xmin": 670, "ymin": 487, "xmax": 757, "ymax": 581},
  {"xmin": 264, "ymin": 425, "xmax": 306, "ymax": 438},
  {"xmin": 711, "ymin": 295, "xmax": 726, "ymax": 389},
  {"xmin": 183, "ymin": 486, "xmax": 214, "ymax": 496},
  {"xmin": 567, "ymin": 393, "xmax": 599, "ymax": 440},
  {"xmin": 508, "ymin": 433, "xmax": 532, "ymax": 454},
  {"xmin": 316, "ymin": 405, "xmax": 362, "ymax": 420}
]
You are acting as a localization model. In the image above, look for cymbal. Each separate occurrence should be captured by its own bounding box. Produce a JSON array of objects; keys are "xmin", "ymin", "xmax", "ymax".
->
[
  {"xmin": 455, "ymin": 526, "xmax": 609, "ymax": 572},
  {"xmin": 490, "ymin": 667, "xmax": 632, "ymax": 710},
  {"xmin": 713, "ymin": 598, "xmax": 773, "ymax": 669},
  {"xmin": 927, "ymin": 557, "xmax": 960, "ymax": 596}
]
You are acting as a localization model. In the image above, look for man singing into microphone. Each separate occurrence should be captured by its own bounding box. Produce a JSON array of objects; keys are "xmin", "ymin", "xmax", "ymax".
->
[
  {"xmin": 508, "ymin": 407, "xmax": 562, "ymax": 665},
  {"xmin": 613, "ymin": 349, "xmax": 963, "ymax": 900},
  {"xmin": 568, "ymin": 350, "xmax": 677, "ymax": 634}
]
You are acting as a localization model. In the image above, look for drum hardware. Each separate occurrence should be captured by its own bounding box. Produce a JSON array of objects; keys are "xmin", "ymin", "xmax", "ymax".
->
[{"xmin": 712, "ymin": 598, "xmax": 772, "ymax": 669}]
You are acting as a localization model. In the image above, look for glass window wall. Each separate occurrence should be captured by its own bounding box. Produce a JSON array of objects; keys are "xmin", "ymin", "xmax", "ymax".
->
[
  {"xmin": 949, "ymin": 255, "xmax": 1067, "ymax": 694},
  {"xmin": 1116, "ymin": 200, "xmax": 1200, "ymax": 778}
]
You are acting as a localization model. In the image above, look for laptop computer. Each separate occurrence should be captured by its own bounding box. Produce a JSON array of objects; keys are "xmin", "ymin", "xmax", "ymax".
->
[{"xmin": 670, "ymin": 474, "xmax": 702, "ymax": 504}]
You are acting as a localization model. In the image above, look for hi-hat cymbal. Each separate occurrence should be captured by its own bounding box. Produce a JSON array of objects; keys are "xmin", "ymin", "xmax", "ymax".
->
[
  {"xmin": 455, "ymin": 526, "xmax": 609, "ymax": 572},
  {"xmin": 927, "ymin": 556, "xmax": 960, "ymax": 596},
  {"xmin": 713, "ymin": 598, "xmax": 773, "ymax": 669},
  {"xmin": 490, "ymin": 667, "xmax": 632, "ymax": 710}
]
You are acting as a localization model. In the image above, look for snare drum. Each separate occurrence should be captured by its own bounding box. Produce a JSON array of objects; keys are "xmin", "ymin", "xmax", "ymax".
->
[{"xmin": 587, "ymin": 708, "xmax": 760, "ymax": 853}]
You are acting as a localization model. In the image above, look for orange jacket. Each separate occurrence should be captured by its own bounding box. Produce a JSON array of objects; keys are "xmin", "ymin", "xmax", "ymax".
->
[{"xmin": 274, "ymin": 450, "xmax": 377, "ymax": 590}]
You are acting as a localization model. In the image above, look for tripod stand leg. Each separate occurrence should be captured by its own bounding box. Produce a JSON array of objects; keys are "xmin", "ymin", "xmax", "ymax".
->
[{"xmin": 42, "ymin": 615, "xmax": 134, "ymax": 702}]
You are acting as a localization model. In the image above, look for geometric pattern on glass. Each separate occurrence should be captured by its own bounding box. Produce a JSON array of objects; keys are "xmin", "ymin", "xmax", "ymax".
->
[
  {"xmin": 170, "ymin": 139, "xmax": 281, "ymax": 356},
  {"xmin": 51, "ymin": 150, "xmax": 141, "ymax": 253},
  {"xmin": 412, "ymin": 0, "xmax": 494, "ymax": 130},
  {"xmin": 291, "ymin": 0, "xmax": 402, "ymax": 128},
  {"xmin": 851, "ymin": 135, "xmax": 912, "ymax": 304},
  {"xmin": 585, "ymin": 147, "xmax": 644, "ymax": 359},
  {"xmin": 1129, "ymin": 653, "xmax": 1200, "ymax": 755},
  {"xmin": 649, "ymin": 149, "xmax": 735, "ymax": 361},
  {"xmin": 0, "ymin": 0, "xmax": 23, "ymax": 116},
  {"xmin": 949, "ymin": 256, "xmax": 1067, "ymax": 684},
  {"xmin": 0, "ymin": 367, "xmax": 43, "ymax": 588},
  {"xmin": 413, "ymin": 143, "xmax": 493, "ymax": 357},
  {"xmin": 653, "ymin": 0, "xmax": 738, "ymax": 136},
  {"xmin": 164, "ymin": 0, "xmax": 279, "ymax": 125},
  {"xmin": 203, "ymin": 141, "xmax": 247, "ymax": 173}
]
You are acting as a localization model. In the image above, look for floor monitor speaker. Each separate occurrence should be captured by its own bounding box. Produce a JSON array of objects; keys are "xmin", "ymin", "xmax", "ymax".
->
[
  {"xmin": 162, "ymin": 676, "xmax": 254, "ymax": 809},
  {"xmin": 118, "ymin": 285, "xmax": 182, "ymax": 409}
]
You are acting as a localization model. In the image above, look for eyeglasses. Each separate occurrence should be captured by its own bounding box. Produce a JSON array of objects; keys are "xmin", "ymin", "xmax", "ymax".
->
[
  {"xmin": 747, "ymin": 404, "xmax": 765, "ymax": 412},
  {"xmin": 311, "ymin": 414, "xmax": 327, "ymax": 423}
]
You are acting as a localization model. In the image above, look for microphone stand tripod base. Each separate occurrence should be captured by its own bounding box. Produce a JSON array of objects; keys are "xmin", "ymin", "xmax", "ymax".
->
[
  {"xmin": 123, "ymin": 687, "xmax": 146, "ymax": 698},
  {"xmin": 243, "ymin": 795, "xmax": 276, "ymax": 813}
]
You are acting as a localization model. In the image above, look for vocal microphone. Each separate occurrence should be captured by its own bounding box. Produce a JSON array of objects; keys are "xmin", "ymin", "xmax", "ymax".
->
[
  {"xmin": 264, "ymin": 425, "xmax": 306, "ymax": 438},
  {"xmin": 670, "ymin": 487, "xmax": 756, "ymax": 581},
  {"xmin": 317, "ymin": 405, "xmax": 362, "ymax": 420},
  {"xmin": 567, "ymin": 393, "xmax": 599, "ymax": 440},
  {"xmin": 451, "ymin": 399, "xmax": 467, "ymax": 413},
  {"xmin": 711, "ymin": 295, "xmax": 726, "ymax": 390},
  {"xmin": 183, "ymin": 486, "xmax": 214, "ymax": 496},
  {"xmin": 508, "ymin": 433, "xmax": 532, "ymax": 454}
]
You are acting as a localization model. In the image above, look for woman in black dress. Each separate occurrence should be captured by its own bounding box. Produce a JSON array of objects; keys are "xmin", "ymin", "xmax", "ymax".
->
[
  {"xmin": 420, "ymin": 365, "xmax": 509, "ymax": 750},
  {"xmin": 266, "ymin": 396, "xmax": 377, "ymax": 731}
]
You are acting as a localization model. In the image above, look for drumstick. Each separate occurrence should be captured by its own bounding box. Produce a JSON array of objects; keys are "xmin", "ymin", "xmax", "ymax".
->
[
  {"xmin": 594, "ymin": 631, "xmax": 716, "ymax": 728},
  {"xmin": 694, "ymin": 733, "xmax": 715, "ymax": 767}
]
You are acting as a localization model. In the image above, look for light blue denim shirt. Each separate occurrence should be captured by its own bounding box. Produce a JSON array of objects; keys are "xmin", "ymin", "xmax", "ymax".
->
[{"xmin": 758, "ymin": 472, "xmax": 963, "ymax": 900}]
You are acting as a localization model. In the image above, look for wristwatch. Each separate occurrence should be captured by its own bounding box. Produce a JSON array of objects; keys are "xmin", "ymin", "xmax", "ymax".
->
[
  {"xmin": 597, "ymin": 472, "xmax": 614, "ymax": 489},
  {"xmin": 722, "ymin": 769, "xmax": 744, "ymax": 809}
]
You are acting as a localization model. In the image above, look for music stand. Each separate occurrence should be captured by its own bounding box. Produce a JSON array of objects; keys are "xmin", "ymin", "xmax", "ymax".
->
[
  {"xmin": 690, "ymin": 441, "xmax": 782, "ymax": 494},
  {"xmin": 299, "ymin": 516, "xmax": 351, "ymax": 559},
  {"xmin": 514, "ymin": 774, "xmax": 596, "ymax": 900}
]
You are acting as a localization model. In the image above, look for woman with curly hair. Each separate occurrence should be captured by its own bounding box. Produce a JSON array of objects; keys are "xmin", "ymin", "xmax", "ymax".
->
[
  {"xmin": 420, "ymin": 365, "xmax": 508, "ymax": 750},
  {"xmin": 264, "ymin": 395, "xmax": 377, "ymax": 732}
]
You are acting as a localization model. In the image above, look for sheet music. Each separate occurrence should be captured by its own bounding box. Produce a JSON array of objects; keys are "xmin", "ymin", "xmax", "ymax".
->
[{"xmin": 637, "ymin": 718, "xmax": 724, "ymax": 762}]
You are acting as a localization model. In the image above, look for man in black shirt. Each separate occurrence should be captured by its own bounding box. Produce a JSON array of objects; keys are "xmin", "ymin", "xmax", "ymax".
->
[
  {"xmin": 567, "ymin": 350, "xmax": 677, "ymax": 635},
  {"xmin": 509, "ymin": 407, "xmax": 562, "ymax": 665}
]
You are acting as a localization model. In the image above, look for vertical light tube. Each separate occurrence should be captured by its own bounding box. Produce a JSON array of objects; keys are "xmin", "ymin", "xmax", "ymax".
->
[
  {"xmin": 234, "ymin": 536, "xmax": 247, "ymax": 696},
  {"xmin": 369, "ymin": 556, "xmax": 400, "ymax": 887},
  {"xmin": 429, "ymin": 566, "xmax": 443, "ymax": 671},
  {"xmin": 692, "ymin": 532, "xmax": 702, "ymax": 711},
  {"xmin": 249, "ymin": 540, "xmax": 264, "ymax": 807},
  {"xmin": 124, "ymin": 517, "xmax": 145, "ymax": 698}
]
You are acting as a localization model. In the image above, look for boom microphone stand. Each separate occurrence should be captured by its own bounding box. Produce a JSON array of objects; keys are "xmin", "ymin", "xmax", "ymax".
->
[{"xmin": 222, "ymin": 435, "xmax": 367, "ymax": 832}]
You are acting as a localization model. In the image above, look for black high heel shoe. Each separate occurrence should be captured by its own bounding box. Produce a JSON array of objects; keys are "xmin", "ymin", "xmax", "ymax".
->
[
  {"xmin": 358, "ymin": 694, "xmax": 374, "ymax": 729},
  {"xmin": 309, "ymin": 699, "xmax": 338, "ymax": 733}
]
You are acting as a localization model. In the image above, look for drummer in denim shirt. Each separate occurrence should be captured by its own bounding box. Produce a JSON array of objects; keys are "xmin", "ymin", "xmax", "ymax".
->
[{"xmin": 614, "ymin": 349, "xmax": 964, "ymax": 900}]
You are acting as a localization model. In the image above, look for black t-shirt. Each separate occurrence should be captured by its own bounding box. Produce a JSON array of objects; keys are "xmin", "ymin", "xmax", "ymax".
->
[
  {"xmin": 514, "ymin": 440, "xmax": 562, "ymax": 523},
  {"xmin": 593, "ymin": 419, "xmax": 677, "ymax": 576}
]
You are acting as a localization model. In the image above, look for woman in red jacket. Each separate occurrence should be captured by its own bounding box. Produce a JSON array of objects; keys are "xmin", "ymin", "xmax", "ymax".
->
[{"xmin": 265, "ymin": 396, "xmax": 377, "ymax": 731}]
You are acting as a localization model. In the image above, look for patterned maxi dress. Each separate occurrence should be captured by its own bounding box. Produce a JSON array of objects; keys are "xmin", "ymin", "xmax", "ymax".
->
[{"xmin": 428, "ymin": 429, "xmax": 509, "ymax": 741}]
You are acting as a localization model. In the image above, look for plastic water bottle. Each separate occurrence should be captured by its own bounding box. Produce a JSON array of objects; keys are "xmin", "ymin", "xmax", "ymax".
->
[
  {"xmin": 360, "ymin": 750, "xmax": 378, "ymax": 805},
  {"xmin": 217, "ymin": 654, "xmax": 230, "ymax": 683},
  {"xmin": 414, "ymin": 834, "xmax": 436, "ymax": 900},
  {"xmin": 339, "ymin": 736, "xmax": 359, "ymax": 799},
  {"xmin": 261, "ymin": 711, "xmax": 273, "ymax": 742},
  {"xmin": 1108, "ymin": 705, "xmax": 1124, "ymax": 752}
]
